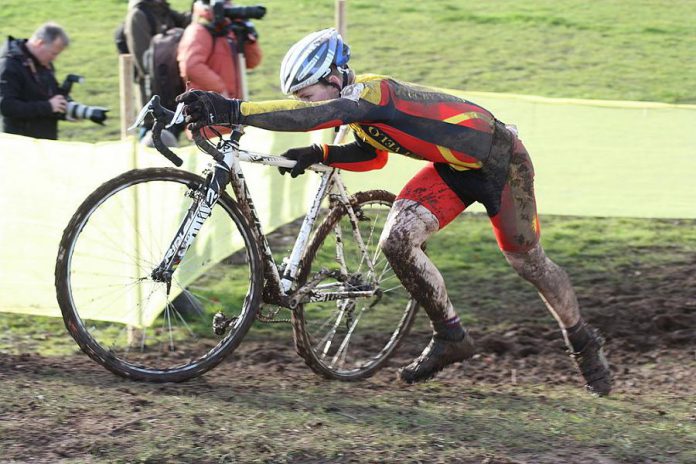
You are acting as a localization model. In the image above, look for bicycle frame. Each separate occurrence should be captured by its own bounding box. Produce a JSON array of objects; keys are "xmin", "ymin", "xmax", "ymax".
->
[
  {"xmin": 57, "ymin": 97, "xmax": 415, "ymax": 383},
  {"xmin": 147, "ymin": 115, "xmax": 380, "ymax": 311}
]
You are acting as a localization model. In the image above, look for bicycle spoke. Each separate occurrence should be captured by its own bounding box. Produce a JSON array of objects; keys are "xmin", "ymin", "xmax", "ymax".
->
[
  {"xmin": 329, "ymin": 305, "xmax": 366, "ymax": 368},
  {"xmin": 57, "ymin": 168, "xmax": 261, "ymax": 381},
  {"xmin": 294, "ymin": 192, "xmax": 418, "ymax": 380},
  {"xmin": 319, "ymin": 302, "xmax": 347, "ymax": 358}
]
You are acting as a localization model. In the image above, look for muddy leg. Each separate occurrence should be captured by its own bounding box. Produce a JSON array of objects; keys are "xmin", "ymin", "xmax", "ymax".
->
[
  {"xmin": 380, "ymin": 199, "xmax": 474, "ymax": 383},
  {"xmin": 503, "ymin": 242, "xmax": 580, "ymax": 328},
  {"xmin": 379, "ymin": 199, "xmax": 456, "ymax": 326},
  {"xmin": 503, "ymin": 243, "xmax": 611, "ymax": 396}
]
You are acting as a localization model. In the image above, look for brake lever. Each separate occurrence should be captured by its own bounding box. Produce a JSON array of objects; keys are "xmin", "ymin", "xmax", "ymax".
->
[
  {"xmin": 167, "ymin": 102, "xmax": 186, "ymax": 129},
  {"xmin": 128, "ymin": 95, "xmax": 177, "ymax": 130},
  {"xmin": 128, "ymin": 96, "xmax": 157, "ymax": 131},
  {"xmin": 127, "ymin": 95, "xmax": 183, "ymax": 167}
]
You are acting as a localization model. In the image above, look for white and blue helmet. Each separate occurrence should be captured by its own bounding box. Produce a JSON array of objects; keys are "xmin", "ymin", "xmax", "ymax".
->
[{"xmin": 279, "ymin": 28, "xmax": 351, "ymax": 95}]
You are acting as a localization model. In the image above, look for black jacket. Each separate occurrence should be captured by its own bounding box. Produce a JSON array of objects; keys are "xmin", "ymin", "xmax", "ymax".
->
[{"xmin": 0, "ymin": 36, "xmax": 61, "ymax": 140}]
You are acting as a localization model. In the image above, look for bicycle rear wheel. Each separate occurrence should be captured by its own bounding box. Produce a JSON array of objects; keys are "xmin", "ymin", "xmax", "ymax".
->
[
  {"xmin": 292, "ymin": 190, "xmax": 418, "ymax": 380},
  {"xmin": 55, "ymin": 168, "xmax": 262, "ymax": 382}
]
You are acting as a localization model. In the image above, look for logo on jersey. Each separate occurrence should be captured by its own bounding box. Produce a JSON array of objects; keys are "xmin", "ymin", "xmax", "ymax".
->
[{"xmin": 355, "ymin": 124, "xmax": 417, "ymax": 158}]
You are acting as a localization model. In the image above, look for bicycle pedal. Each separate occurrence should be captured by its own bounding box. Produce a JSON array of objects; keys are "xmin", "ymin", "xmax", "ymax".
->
[{"xmin": 212, "ymin": 312, "xmax": 236, "ymax": 335}]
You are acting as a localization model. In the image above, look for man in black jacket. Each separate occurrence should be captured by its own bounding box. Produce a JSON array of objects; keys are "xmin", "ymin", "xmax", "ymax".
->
[{"xmin": 0, "ymin": 23, "xmax": 70, "ymax": 140}]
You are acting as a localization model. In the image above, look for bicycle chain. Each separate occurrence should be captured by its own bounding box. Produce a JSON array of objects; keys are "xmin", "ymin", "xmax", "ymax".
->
[{"xmin": 256, "ymin": 305, "xmax": 293, "ymax": 323}]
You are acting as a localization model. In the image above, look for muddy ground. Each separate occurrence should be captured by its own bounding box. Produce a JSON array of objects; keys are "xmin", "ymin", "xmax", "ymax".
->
[{"xmin": 1, "ymin": 242, "xmax": 695, "ymax": 463}]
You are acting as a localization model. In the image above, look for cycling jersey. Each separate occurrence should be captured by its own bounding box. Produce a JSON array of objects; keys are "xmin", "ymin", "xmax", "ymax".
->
[
  {"xmin": 238, "ymin": 74, "xmax": 535, "ymax": 250},
  {"xmin": 240, "ymin": 74, "xmax": 499, "ymax": 172}
]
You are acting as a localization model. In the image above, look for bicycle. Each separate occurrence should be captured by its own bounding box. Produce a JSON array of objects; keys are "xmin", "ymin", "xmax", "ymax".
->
[{"xmin": 55, "ymin": 96, "xmax": 419, "ymax": 382}]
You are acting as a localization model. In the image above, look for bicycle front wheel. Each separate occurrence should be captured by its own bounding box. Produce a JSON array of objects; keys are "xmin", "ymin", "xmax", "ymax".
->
[
  {"xmin": 292, "ymin": 190, "xmax": 419, "ymax": 380},
  {"xmin": 55, "ymin": 168, "xmax": 262, "ymax": 382}
]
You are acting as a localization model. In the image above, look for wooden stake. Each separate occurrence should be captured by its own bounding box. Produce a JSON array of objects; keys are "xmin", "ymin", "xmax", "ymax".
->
[
  {"xmin": 119, "ymin": 54, "xmax": 135, "ymax": 140},
  {"xmin": 335, "ymin": 0, "xmax": 347, "ymax": 39}
]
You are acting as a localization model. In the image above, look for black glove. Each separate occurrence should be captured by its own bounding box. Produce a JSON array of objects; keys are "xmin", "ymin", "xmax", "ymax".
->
[
  {"xmin": 176, "ymin": 90, "xmax": 241, "ymax": 130},
  {"xmin": 279, "ymin": 144, "xmax": 325, "ymax": 178}
]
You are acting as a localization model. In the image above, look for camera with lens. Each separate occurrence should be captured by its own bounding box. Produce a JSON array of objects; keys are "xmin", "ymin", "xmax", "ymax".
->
[
  {"xmin": 219, "ymin": 4, "xmax": 266, "ymax": 21},
  {"xmin": 58, "ymin": 74, "xmax": 109, "ymax": 126},
  {"xmin": 204, "ymin": 1, "xmax": 265, "ymax": 41},
  {"xmin": 205, "ymin": 0, "xmax": 266, "ymax": 21}
]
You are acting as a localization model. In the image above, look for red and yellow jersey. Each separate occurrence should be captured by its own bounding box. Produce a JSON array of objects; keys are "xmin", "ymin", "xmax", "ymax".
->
[{"xmin": 240, "ymin": 74, "xmax": 497, "ymax": 171}]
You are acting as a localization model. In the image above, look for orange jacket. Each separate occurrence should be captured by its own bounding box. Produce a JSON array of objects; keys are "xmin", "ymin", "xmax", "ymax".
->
[{"xmin": 177, "ymin": 22, "xmax": 262, "ymax": 98}]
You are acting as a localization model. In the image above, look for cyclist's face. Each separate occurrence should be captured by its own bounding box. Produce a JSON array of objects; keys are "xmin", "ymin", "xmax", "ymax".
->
[{"xmin": 293, "ymin": 82, "xmax": 340, "ymax": 102}]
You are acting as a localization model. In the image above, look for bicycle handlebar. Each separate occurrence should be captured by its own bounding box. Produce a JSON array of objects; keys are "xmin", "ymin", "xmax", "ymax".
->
[
  {"xmin": 152, "ymin": 121, "xmax": 184, "ymax": 167},
  {"xmin": 131, "ymin": 95, "xmax": 243, "ymax": 166},
  {"xmin": 130, "ymin": 94, "xmax": 334, "ymax": 173},
  {"xmin": 129, "ymin": 95, "xmax": 184, "ymax": 167}
]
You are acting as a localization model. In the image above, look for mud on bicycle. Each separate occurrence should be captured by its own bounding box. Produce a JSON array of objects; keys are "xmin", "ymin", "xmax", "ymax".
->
[{"xmin": 55, "ymin": 95, "xmax": 419, "ymax": 382}]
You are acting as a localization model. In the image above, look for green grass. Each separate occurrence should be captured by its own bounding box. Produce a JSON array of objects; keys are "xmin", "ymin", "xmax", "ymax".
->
[
  {"xmin": 425, "ymin": 214, "xmax": 696, "ymax": 327},
  {"xmin": 2, "ymin": 3, "xmax": 695, "ymax": 461},
  {"xmin": 4, "ymin": 214, "xmax": 695, "ymax": 352},
  {"xmin": 2, "ymin": 215, "xmax": 695, "ymax": 462},
  {"xmin": 1, "ymin": 0, "xmax": 696, "ymax": 142}
]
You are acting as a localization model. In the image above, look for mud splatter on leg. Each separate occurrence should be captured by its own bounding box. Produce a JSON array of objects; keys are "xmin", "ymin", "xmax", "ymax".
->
[
  {"xmin": 379, "ymin": 199, "xmax": 458, "ymax": 324},
  {"xmin": 504, "ymin": 242, "xmax": 581, "ymax": 328},
  {"xmin": 382, "ymin": 201, "xmax": 475, "ymax": 383}
]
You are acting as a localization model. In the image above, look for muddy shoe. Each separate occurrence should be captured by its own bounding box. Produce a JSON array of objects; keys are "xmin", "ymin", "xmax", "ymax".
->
[
  {"xmin": 398, "ymin": 334, "xmax": 475, "ymax": 384},
  {"xmin": 569, "ymin": 330, "xmax": 612, "ymax": 397}
]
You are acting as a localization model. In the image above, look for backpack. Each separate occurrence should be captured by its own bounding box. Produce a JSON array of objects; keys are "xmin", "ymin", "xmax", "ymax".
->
[{"xmin": 143, "ymin": 27, "xmax": 186, "ymax": 111}]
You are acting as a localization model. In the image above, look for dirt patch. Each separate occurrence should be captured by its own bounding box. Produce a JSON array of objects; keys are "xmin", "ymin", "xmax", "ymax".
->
[{"xmin": 1, "ymin": 246, "xmax": 695, "ymax": 463}]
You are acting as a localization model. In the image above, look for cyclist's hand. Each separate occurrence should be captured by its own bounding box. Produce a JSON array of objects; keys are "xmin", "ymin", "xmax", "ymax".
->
[
  {"xmin": 279, "ymin": 145, "xmax": 324, "ymax": 178},
  {"xmin": 176, "ymin": 91, "xmax": 241, "ymax": 130}
]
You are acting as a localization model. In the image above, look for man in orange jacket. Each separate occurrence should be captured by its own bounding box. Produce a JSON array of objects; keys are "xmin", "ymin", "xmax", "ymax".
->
[{"xmin": 177, "ymin": 0, "xmax": 262, "ymax": 138}]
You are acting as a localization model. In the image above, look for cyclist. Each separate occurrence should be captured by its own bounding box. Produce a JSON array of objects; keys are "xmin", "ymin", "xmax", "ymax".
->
[{"xmin": 177, "ymin": 28, "xmax": 612, "ymax": 396}]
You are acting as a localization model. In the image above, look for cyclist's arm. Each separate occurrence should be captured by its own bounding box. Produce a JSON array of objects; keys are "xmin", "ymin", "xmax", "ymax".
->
[
  {"xmin": 325, "ymin": 137, "xmax": 388, "ymax": 172},
  {"xmin": 239, "ymin": 96, "xmax": 392, "ymax": 132}
]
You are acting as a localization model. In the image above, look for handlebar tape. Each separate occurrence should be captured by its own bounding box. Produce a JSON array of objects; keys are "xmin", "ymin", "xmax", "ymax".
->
[{"xmin": 151, "ymin": 121, "xmax": 183, "ymax": 167}]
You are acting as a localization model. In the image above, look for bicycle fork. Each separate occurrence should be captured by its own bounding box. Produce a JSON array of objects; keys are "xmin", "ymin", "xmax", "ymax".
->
[{"xmin": 150, "ymin": 152, "xmax": 234, "ymax": 287}]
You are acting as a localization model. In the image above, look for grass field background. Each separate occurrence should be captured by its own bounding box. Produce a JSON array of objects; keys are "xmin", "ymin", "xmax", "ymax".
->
[
  {"xmin": 2, "ymin": 0, "xmax": 695, "ymax": 218},
  {"xmin": 2, "ymin": 0, "xmax": 696, "ymax": 142},
  {"xmin": 1, "ymin": 2, "xmax": 695, "ymax": 462}
]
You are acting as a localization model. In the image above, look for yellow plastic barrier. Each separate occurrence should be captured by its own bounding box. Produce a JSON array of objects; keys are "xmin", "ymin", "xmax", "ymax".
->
[
  {"xmin": 1, "ymin": 91, "xmax": 695, "ymax": 318},
  {"xmin": 0, "ymin": 129, "xmax": 325, "ymax": 319}
]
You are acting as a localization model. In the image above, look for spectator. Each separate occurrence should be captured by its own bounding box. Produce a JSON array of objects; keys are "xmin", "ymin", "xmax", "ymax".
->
[
  {"xmin": 124, "ymin": 0, "xmax": 190, "ymax": 110},
  {"xmin": 177, "ymin": 0, "xmax": 262, "ymax": 138},
  {"xmin": 0, "ymin": 23, "xmax": 69, "ymax": 140}
]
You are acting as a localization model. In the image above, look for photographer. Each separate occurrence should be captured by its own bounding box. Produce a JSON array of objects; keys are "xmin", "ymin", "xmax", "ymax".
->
[
  {"xmin": 0, "ymin": 22, "xmax": 106, "ymax": 140},
  {"xmin": 177, "ymin": 0, "xmax": 262, "ymax": 138}
]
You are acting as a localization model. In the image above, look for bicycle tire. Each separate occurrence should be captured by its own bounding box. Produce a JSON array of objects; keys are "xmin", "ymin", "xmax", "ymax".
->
[
  {"xmin": 55, "ymin": 167, "xmax": 262, "ymax": 382},
  {"xmin": 292, "ymin": 190, "xmax": 419, "ymax": 381}
]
